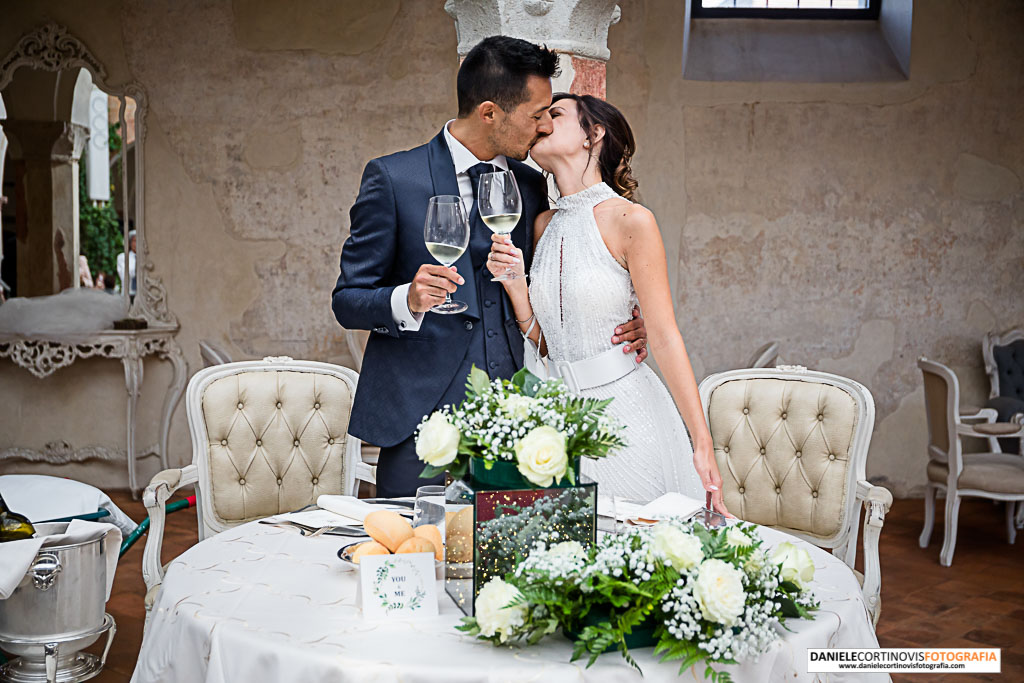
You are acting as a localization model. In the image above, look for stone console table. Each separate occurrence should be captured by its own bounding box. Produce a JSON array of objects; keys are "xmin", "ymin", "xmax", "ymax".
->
[{"xmin": 0, "ymin": 326, "xmax": 187, "ymax": 496}]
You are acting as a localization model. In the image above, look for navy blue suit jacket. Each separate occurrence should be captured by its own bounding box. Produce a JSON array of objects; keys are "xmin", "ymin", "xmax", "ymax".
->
[{"xmin": 332, "ymin": 129, "xmax": 549, "ymax": 447}]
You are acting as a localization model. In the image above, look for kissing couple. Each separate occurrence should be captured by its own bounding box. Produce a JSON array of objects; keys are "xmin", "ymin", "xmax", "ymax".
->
[{"xmin": 332, "ymin": 35, "xmax": 729, "ymax": 515}]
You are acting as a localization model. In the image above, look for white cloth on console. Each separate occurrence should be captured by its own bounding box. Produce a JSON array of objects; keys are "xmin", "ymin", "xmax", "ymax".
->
[
  {"xmin": 132, "ymin": 519, "xmax": 885, "ymax": 683},
  {"xmin": 0, "ymin": 287, "xmax": 123, "ymax": 335},
  {"xmin": 0, "ymin": 520, "xmax": 121, "ymax": 600}
]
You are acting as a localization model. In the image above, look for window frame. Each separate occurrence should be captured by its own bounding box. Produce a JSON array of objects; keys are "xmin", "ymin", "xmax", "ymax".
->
[{"xmin": 690, "ymin": 0, "xmax": 881, "ymax": 21}]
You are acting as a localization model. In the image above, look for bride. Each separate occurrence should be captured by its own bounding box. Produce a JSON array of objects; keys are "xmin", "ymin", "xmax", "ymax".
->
[{"xmin": 487, "ymin": 93, "xmax": 730, "ymax": 515}]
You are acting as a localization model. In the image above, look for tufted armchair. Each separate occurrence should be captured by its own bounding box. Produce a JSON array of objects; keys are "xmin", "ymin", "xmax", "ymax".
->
[
  {"xmin": 141, "ymin": 357, "xmax": 361, "ymax": 615},
  {"xmin": 982, "ymin": 328, "xmax": 1024, "ymax": 454},
  {"xmin": 698, "ymin": 367, "xmax": 892, "ymax": 626},
  {"xmin": 917, "ymin": 358, "xmax": 1024, "ymax": 567}
]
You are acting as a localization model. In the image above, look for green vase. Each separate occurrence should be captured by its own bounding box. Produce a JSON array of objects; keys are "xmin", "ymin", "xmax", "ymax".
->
[
  {"xmin": 468, "ymin": 456, "xmax": 581, "ymax": 490},
  {"xmin": 564, "ymin": 609, "xmax": 658, "ymax": 652}
]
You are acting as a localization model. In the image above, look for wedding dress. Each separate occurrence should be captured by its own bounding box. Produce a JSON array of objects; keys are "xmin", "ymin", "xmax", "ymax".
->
[{"xmin": 528, "ymin": 182, "xmax": 705, "ymax": 503}]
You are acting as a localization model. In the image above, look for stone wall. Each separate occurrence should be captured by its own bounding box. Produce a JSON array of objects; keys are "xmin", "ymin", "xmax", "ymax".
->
[{"xmin": 1, "ymin": 1, "xmax": 1021, "ymax": 497}]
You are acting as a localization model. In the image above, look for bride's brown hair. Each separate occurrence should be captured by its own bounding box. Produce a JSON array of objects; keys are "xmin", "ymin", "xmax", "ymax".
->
[{"xmin": 552, "ymin": 92, "xmax": 639, "ymax": 201}]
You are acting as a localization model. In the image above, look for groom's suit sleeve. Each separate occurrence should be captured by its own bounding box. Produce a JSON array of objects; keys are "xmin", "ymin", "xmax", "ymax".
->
[{"xmin": 331, "ymin": 158, "xmax": 403, "ymax": 338}]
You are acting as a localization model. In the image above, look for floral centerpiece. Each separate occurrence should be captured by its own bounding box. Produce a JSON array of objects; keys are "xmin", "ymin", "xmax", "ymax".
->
[
  {"xmin": 458, "ymin": 519, "xmax": 819, "ymax": 682},
  {"xmin": 415, "ymin": 366, "xmax": 624, "ymax": 489},
  {"xmin": 419, "ymin": 366, "xmax": 624, "ymax": 616}
]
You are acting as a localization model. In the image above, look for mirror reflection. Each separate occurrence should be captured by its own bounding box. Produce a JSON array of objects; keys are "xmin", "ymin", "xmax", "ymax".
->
[{"xmin": 0, "ymin": 65, "xmax": 136, "ymax": 310}]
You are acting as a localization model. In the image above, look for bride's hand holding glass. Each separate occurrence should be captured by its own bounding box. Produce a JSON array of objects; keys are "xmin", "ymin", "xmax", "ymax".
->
[
  {"xmin": 487, "ymin": 235, "xmax": 525, "ymax": 283},
  {"xmin": 693, "ymin": 443, "xmax": 733, "ymax": 518}
]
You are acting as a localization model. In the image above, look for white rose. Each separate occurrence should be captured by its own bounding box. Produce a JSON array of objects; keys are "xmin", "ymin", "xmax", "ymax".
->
[
  {"xmin": 769, "ymin": 542, "xmax": 816, "ymax": 588},
  {"xmin": 651, "ymin": 523, "xmax": 704, "ymax": 571},
  {"xmin": 474, "ymin": 578, "xmax": 528, "ymax": 643},
  {"xmin": 694, "ymin": 558, "xmax": 747, "ymax": 626},
  {"xmin": 726, "ymin": 526, "xmax": 753, "ymax": 548},
  {"xmin": 514, "ymin": 426, "xmax": 568, "ymax": 487},
  {"xmin": 498, "ymin": 394, "xmax": 535, "ymax": 420},
  {"xmin": 546, "ymin": 540, "xmax": 587, "ymax": 564},
  {"xmin": 415, "ymin": 412, "xmax": 460, "ymax": 467}
]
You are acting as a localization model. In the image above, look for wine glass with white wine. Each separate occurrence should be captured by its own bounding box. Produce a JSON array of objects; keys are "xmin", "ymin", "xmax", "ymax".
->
[
  {"xmin": 477, "ymin": 170, "xmax": 522, "ymax": 282},
  {"xmin": 423, "ymin": 195, "xmax": 471, "ymax": 314}
]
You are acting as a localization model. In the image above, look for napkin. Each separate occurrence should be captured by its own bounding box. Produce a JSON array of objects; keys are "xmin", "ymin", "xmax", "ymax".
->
[
  {"xmin": 635, "ymin": 492, "xmax": 706, "ymax": 521},
  {"xmin": 315, "ymin": 495, "xmax": 379, "ymax": 523},
  {"xmin": 0, "ymin": 520, "xmax": 121, "ymax": 600}
]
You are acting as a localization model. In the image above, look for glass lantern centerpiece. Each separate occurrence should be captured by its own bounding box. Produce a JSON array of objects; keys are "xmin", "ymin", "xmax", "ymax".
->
[{"xmin": 414, "ymin": 367, "xmax": 624, "ymax": 616}]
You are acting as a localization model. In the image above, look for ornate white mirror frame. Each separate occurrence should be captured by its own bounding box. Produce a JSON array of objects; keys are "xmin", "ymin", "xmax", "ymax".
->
[
  {"xmin": 0, "ymin": 22, "xmax": 175, "ymax": 328},
  {"xmin": 0, "ymin": 23, "xmax": 185, "ymax": 496}
]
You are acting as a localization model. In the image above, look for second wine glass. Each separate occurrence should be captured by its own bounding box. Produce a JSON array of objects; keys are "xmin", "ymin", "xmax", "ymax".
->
[
  {"xmin": 477, "ymin": 170, "xmax": 522, "ymax": 282},
  {"xmin": 423, "ymin": 195, "xmax": 470, "ymax": 314}
]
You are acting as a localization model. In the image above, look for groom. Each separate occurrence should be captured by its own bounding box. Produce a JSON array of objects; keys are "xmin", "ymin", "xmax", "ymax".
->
[{"xmin": 332, "ymin": 36, "xmax": 649, "ymax": 497}]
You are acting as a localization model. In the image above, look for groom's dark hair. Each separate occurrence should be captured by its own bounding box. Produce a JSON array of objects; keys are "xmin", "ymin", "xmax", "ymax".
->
[{"xmin": 457, "ymin": 36, "xmax": 559, "ymax": 118}]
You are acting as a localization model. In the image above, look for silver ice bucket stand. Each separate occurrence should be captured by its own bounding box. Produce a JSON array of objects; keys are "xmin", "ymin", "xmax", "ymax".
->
[{"xmin": 0, "ymin": 523, "xmax": 117, "ymax": 683}]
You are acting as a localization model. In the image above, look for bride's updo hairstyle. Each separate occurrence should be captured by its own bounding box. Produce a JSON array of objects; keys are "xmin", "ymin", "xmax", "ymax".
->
[{"xmin": 552, "ymin": 92, "xmax": 638, "ymax": 201}]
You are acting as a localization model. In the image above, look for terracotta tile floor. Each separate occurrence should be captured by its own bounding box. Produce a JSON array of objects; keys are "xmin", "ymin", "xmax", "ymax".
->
[{"xmin": 35, "ymin": 493, "xmax": 1024, "ymax": 682}]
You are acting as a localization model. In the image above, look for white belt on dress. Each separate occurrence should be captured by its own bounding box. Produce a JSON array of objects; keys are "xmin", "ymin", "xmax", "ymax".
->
[{"xmin": 546, "ymin": 345, "xmax": 639, "ymax": 394}]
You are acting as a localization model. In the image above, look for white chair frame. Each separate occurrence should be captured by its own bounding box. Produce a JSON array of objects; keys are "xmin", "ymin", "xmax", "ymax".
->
[
  {"xmin": 141, "ymin": 357, "xmax": 361, "ymax": 609},
  {"xmin": 746, "ymin": 341, "xmax": 780, "ymax": 369},
  {"xmin": 917, "ymin": 357, "xmax": 1024, "ymax": 566},
  {"xmin": 699, "ymin": 366, "xmax": 892, "ymax": 626}
]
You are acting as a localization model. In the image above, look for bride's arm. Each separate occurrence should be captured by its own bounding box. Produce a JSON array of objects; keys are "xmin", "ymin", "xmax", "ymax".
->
[
  {"xmin": 618, "ymin": 206, "xmax": 731, "ymax": 516},
  {"xmin": 488, "ymin": 211, "xmax": 556, "ymax": 355}
]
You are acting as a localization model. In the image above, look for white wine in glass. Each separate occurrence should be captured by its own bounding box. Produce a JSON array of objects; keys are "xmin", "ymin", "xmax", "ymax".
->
[
  {"xmin": 423, "ymin": 195, "xmax": 470, "ymax": 314},
  {"xmin": 477, "ymin": 170, "xmax": 522, "ymax": 282}
]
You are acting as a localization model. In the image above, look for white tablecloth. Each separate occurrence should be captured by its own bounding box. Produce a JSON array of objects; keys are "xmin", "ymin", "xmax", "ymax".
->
[{"xmin": 133, "ymin": 521, "xmax": 887, "ymax": 683}]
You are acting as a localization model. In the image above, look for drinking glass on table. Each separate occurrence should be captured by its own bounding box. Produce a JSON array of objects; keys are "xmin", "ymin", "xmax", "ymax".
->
[
  {"xmin": 423, "ymin": 195, "xmax": 470, "ymax": 313},
  {"xmin": 476, "ymin": 170, "xmax": 522, "ymax": 282},
  {"xmin": 414, "ymin": 484, "xmax": 446, "ymax": 531}
]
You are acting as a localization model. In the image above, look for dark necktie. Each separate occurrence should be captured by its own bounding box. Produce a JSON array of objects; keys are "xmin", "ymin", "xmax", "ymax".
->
[{"xmin": 466, "ymin": 162, "xmax": 496, "ymax": 271}]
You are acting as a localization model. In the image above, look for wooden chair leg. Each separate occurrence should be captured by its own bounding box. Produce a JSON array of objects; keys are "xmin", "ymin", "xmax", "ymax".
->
[
  {"xmin": 939, "ymin": 493, "xmax": 961, "ymax": 567},
  {"xmin": 919, "ymin": 483, "xmax": 936, "ymax": 548},
  {"xmin": 1007, "ymin": 501, "xmax": 1017, "ymax": 545}
]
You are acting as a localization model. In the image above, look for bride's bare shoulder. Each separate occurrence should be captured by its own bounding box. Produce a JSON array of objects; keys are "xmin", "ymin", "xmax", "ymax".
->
[{"xmin": 598, "ymin": 199, "xmax": 659, "ymax": 238}]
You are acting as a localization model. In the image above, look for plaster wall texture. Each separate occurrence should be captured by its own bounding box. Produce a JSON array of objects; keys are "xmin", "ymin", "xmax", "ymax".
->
[{"xmin": 1, "ymin": 0, "xmax": 1021, "ymax": 497}]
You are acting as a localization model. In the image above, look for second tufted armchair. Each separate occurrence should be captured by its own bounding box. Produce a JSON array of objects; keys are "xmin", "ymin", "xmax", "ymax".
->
[
  {"xmin": 141, "ymin": 357, "xmax": 360, "ymax": 614},
  {"xmin": 698, "ymin": 367, "xmax": 892, "ymax": 626},
  {"xmin": 982, "ymin": 328, "xmax": 1024, "ymax": 454}
]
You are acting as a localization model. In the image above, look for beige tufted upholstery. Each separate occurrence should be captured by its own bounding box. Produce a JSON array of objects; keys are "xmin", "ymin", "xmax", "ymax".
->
[
  {"xmin": 202, "ymin": 369, "xmax": 353, "ymax": 524},
  {"xmin": 141, "ymin": 358, "xmax": 360, "ymax": 621},
  {"xmin": 917, "ymin": 358, "xmax": 1024, "ymax": 567},
  {"xmin": 700, "ymin": 367, "xmax": 891, "ymax": 625},
  {"xmin": 708, "ymin": 377, "xmax": 857, "ymax": 539}
]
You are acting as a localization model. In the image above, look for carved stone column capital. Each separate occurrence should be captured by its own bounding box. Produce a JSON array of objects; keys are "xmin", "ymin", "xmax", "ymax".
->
[{"xmin": 444, "ymin": 0, "xmax": 620, "ymax": 61}]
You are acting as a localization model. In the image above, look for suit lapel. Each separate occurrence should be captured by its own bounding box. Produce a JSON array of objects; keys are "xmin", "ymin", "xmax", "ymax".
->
[{"xmin": 427, "ymin": 130, "xmax": 481, "ymax": 321}]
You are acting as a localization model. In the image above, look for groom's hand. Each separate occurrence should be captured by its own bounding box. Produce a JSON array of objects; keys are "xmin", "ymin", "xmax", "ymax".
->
[
  {"xmin": 612, "ymin": 305, "xmax": 649, "ymax": 363},
  {"xmin": 408, "ymin": 264, "xmax": 465, "ymax": 314}
]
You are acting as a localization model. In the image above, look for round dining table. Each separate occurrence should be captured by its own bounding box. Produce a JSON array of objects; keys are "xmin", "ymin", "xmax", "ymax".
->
[{"xmin": 132, "ymin": 518, "xmax": 888, "ymax": 683}]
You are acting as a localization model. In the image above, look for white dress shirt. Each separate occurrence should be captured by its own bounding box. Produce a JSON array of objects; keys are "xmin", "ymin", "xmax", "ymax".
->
[{"xmin": 390, "ymin": 121, "xmax": 509, "ymax": 332}]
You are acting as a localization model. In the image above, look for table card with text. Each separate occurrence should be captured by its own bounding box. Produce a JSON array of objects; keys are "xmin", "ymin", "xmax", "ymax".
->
[{"xmin": 358, "ymin": 552, "xmax": 438, "ymax": 620}]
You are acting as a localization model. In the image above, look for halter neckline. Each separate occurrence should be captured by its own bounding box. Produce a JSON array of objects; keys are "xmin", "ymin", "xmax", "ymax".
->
[{"xmin": 555, "ymin": 182, "xmax": 622, "ymax": 211}]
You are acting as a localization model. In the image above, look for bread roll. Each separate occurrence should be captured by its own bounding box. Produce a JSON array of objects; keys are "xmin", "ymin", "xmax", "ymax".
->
[
  {"xmin": 395, "ymin": 537, "xmax": 436, "ymax": 555},
  {"xmin": 446, "ymin": 506, "xmax": 474, "ymax": 563},
  {"xmin": 364, "ymin": 510, "xmax": 413, "ymax": 552},
  {"xmin": 413, "ymin": 524, "xmax": 444, "ymax": 561},
  {"xmin": 350, "ymin": 541, "xmax": 389, "ymax": 564}
]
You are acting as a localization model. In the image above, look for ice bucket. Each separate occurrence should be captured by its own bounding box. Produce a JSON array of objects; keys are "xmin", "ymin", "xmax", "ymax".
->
[{"xmin": 0, "ymin": 522, "xmax": 116, "ymax": 683}]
